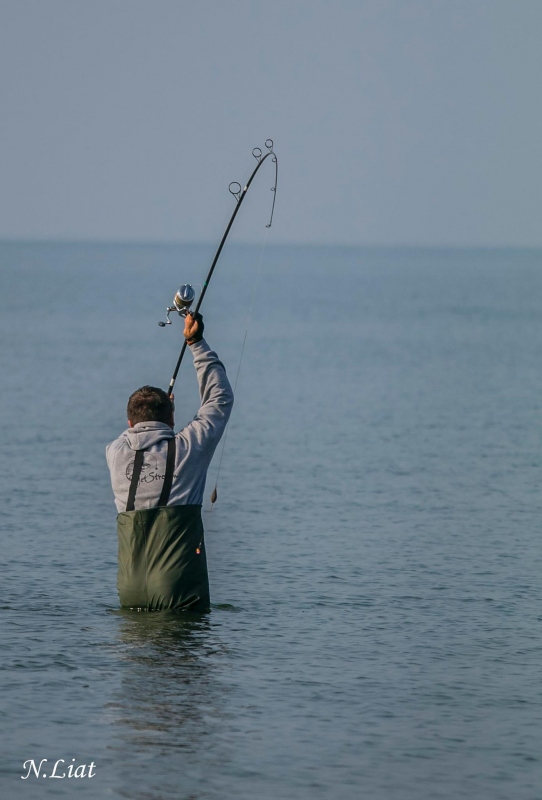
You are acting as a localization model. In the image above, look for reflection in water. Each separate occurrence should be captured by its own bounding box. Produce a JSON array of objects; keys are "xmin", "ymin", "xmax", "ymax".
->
[{"xmin": 108, "ymin": 611, "xmax": 231, "ymax": 800}]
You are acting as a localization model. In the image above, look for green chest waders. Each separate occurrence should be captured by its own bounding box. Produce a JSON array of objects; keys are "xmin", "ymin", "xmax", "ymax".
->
[{"xmin": 116, "ymin": 439, "xmax": 210, "ymax": 612}]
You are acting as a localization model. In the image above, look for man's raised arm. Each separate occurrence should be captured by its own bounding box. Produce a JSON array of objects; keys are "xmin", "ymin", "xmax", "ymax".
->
[{"xmin": 181, "ymin": 313, "xmax": 234, "ymax": 449}]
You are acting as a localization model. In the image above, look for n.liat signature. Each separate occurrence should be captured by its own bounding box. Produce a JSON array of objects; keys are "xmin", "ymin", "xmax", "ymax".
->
[{"xmin": 22, "ymin": 758, "xmax": 96, "ymax": 780}]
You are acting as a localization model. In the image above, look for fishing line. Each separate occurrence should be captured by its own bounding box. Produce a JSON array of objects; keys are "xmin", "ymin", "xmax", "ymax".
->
[{"xmin": 209, "ymin": 225, "xmax": 270, "ymax": 510}]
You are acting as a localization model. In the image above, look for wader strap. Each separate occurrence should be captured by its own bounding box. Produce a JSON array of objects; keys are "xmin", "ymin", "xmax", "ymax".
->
[
  {"xmin": 157, "ymin": 437, "xmax": 176, "ymax": 507},
  {"xmin": 126, "ymin": 450, "xmax": 145, "ymax": 512}
]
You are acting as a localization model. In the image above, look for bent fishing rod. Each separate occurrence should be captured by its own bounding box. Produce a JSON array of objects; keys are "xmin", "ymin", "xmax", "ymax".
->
[{"xmin": 158, "ymin": 139, "xmax": 278, "ymax": 396}]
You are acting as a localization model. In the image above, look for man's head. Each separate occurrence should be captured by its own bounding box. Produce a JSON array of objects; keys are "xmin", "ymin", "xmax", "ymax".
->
[{"xmin": 127, "ymin": 386, "xmax": 174, "ymax": 428}]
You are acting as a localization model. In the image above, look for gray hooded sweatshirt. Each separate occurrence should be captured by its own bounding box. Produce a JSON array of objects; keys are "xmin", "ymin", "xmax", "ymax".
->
[{"xmin": 106, "ymin": 339, "xmax": 233, "ymax": 512}]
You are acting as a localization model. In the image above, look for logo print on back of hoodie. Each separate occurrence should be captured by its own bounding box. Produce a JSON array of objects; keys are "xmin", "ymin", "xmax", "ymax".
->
[{"xmin": 126, "ymin": 455, "xmax": 166, "ymax": 485}]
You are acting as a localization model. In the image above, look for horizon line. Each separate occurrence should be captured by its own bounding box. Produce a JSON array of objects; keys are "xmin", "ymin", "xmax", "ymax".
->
[{"xmin": 1, "ymin": 237, "xmax": 542, "ymax": 251}]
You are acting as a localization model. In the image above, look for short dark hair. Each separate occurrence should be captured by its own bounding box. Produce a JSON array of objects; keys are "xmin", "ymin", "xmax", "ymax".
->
[{"xmin": 127, "ymin": 385, "xmax": 173, "ymax": 425}]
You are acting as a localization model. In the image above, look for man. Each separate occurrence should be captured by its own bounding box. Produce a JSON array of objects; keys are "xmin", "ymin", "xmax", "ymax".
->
[{"xmin": 106, "ymin": 312, "xmax": 233, "ymax": 612}]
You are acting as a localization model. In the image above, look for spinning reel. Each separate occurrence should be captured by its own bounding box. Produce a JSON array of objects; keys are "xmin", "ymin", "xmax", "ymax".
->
[{"xmin": 158, "ymin": 284, "xmax": 197, "ymax": 327}]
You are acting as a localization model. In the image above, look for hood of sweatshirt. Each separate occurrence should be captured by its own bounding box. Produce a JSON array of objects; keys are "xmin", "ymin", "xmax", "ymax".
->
[{"xmin": 123, "ymin": 421, "xmax": 175, "ymax": 451}]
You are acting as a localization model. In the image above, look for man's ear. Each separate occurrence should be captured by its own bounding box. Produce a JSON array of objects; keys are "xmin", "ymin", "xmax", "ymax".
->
[{"xmin": 128, "ymin": 420, "xmax": 134, "ymax": 428}]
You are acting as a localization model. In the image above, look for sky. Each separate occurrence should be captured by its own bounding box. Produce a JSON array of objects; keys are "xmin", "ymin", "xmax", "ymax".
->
[{"xmin": 0, "ymin": 0, "xmax": 541, "ymax": 246}]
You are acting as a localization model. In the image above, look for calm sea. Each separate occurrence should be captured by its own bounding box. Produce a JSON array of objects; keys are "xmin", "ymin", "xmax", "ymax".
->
[{"xmin": 1, "ymin": 242, "xmax": 541, "ymax": 799}]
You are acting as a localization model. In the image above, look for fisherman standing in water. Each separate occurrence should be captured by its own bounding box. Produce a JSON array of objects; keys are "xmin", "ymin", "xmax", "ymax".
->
[{"xmin": 106, "ymin": 312, "xmax": 233, "ymax": 612}]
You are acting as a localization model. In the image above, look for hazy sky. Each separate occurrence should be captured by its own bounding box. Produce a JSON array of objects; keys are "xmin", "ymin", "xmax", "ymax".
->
[{"xmin": 0, "ymin": 0, "xmax": 541, "ymax": 245}]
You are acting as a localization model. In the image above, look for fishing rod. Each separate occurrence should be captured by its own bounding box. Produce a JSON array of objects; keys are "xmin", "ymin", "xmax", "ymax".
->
[{"xmin": 158, "ymin": 139, "xmax": 278, "ymax": 396}]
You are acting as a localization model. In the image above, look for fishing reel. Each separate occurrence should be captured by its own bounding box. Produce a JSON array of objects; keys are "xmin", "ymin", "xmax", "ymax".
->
[{"xmin": 158, "ymin": 284, "xmax": 196, "ymax": 327}]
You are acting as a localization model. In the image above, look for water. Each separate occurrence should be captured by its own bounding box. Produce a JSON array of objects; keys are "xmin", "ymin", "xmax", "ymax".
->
[{"xmin": 1, "ymin": 242, "xmax": 541, "ymax": 799}]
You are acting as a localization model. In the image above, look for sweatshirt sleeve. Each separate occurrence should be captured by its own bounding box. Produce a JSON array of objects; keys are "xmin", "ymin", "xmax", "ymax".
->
[{"xmin": 179, "ymin": 338, "xmax": 234, "ymax": 454}]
